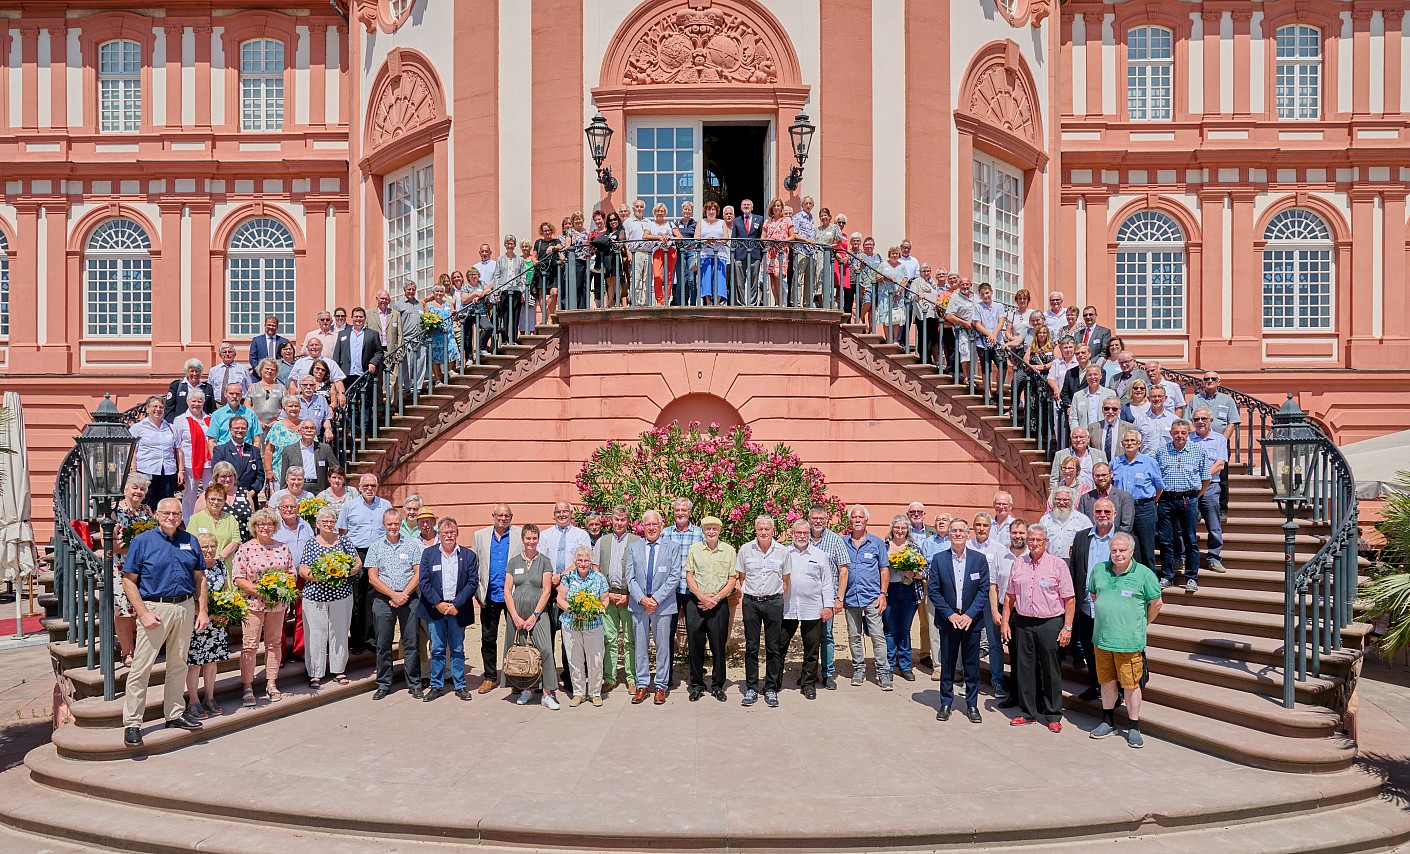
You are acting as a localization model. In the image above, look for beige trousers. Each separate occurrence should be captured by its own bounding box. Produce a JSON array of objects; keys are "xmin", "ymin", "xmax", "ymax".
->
[{"xmin": 123, "ymin": 599, "xmax": 195, "ymax": 728}]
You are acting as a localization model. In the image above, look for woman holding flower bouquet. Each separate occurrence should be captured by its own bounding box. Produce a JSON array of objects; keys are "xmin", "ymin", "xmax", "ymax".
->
[
  {"xmin": 111, "ymin": 473, "xmax": 155, "ymax": 667},
  {"xmin": 883, "ymin": 515, "xmax": 922, "ymax": 682},
  {"xmin": 421, "ymin": 282, "xmax": 459, "ymax": 384},
  {"xmin": 500, "ymin": 523, "xmax": 559, "ymax": 707},
  {"xmin": 557, "ymin": 545, "xmax": 609, "ymax": 708},
  {"xmin": 233, "ymin": 508, "xmax": 296, "ymax": 706},
  {"xmin": 185, "ymin": 533, "xmax": 234, "ymax": 720},
  {"xmin": 298, "ymin": 507, "xmax": 362, "ymax": 689}
]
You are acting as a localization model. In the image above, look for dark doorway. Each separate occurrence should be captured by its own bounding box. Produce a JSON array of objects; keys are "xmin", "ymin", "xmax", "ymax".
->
[{"xmin": 702, "ymin": 124, "xmax": 768, "ymax": 213}]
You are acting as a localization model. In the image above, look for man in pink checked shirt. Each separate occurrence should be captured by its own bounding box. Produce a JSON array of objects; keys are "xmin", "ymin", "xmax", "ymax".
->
[{"xmin": 1000, "ymin": 524, "xmax": 1076, "ymax": 733}]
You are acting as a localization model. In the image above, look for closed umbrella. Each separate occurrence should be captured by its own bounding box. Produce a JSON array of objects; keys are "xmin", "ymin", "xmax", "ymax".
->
[{"xmin": 0, "ymin": 392, "xmax": 38, "ymax": 637}]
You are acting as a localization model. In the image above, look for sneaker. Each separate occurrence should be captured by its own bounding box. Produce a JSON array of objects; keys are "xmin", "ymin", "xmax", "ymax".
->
[
  {"xmin": 1158, "ymin": 578, "xmax": 1172, "ymax": 589},
  {"xmin": 185, "ymin": 702, "xmax": 208, "ymax": 721},
  {"xmin": 741, "ymin": 689, "xmax": 759, "ymax": 707},
  {"xmin": 1010, "ymin": 716, "xmax": 1034, "ymax": 726},
  {"xmin": 823, "ymin": 675, "xmax": 837, "ymax": 691},
  {"xmin": 1047, "ymin": 720, "xmax": 1063, "ymax": 734},
  {"xmin": 1206, "ymin": 559, "xmax": 1227, "ymax": 573},
  {"xmin": 542, "ymin": 693, "xmax": 561, "ymax": 710},
  {"xmin": 880, "ymin": 677, "xmax": 894, "ymax": 692},
  {"xmin": 764, "ymin": 690, "xmax": 779, "ymax": 708},
  {"xmin": 1185, "ymin": 579, "xmax": 1199, "ymax": 592},
  {"xmin": 516, "ymin": 690, "xmax": 533, "ymax": 705},
  {"xmin": 1126, "ymin": 729, "xmax": 1145, "ymax": 748},
  {"xmin": 568, "ymin": 695, "xmax": 585, "ymax": 708},
  {"xmin": 1090, "ymin": 721, "xmax": 1116, "ymax": 739},
  {"xmin": 850, "ymin": 673, "xmax": 865, "ymax": 687}
]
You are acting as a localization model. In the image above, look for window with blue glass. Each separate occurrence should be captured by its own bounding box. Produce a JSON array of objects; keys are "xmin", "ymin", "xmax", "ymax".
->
[{"xmin": 633, "ymin": 126, "xmax": 695, "ymax": 217}]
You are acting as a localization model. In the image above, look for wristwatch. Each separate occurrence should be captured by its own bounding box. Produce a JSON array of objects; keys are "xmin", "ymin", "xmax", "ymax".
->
[{"xmin": 1062, "ymin": 625, "xmax": 1073, "ymax": 631}]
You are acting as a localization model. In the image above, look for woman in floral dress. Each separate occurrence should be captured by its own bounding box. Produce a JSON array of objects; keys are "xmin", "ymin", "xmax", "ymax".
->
[
  {"xmin": 184, "ymin": 533, "xmax": 230, "ymax": 720},
  {"xmin": 298, "ymin": 508, "xmax": 362, "ymax": 689},
  {"xmin": 760, "ymin": 197, "xmax": 796, "ymax": 307},
  {"xmin": 262, "ymin": 394, "xmax": 303, "ymax": 488},
  {"xmin": 111, "ymin": 474, "xmax": 153, "ymax": 667},
  {"xmin": 422, "ymin": 281, "xmax": 459, "ymax": 383}
]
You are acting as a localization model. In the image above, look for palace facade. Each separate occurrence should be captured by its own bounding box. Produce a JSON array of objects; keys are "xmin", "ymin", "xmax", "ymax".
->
[{"xmin": 4, "ymin": 0, "xmax": 1409, "ymax": 520}]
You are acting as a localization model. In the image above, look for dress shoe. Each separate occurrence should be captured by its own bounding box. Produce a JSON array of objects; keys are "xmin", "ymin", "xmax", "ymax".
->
[
  {"xmin": 1078, "ymin": 687, "xmax": 1101, "ymax": 702},
  {"xmin": 711, "ymin": 688, "xmax": 727, "ymax": 702},
  {"xmin": 997, "ymin": 698, "xmax": 1019, "ymax": 709},
  {"xmin": 602, "ymin": 682, "xmax": 615, "ymax": 694},
  {"xmin": 823, "ymin": 675, "xmax": 837, "ymax": 690},
  {"xmin": 653, "ymin": 688, "xmax": 667, "ymax": 705},
  {"xmin": 408, "ymin": 686, "xmax": 424, "ymax": 700},
  {"xmin": 455, "ymin": 688, "xmax": 473, "ymax": 701},
  {"xmin": 165, "ymin": 714, "xmax": 203, "ymax": 731},
  {"xmin": 423, "ymin": 687, "xmax": 445, "ymax": 702},
  {"xmin": 918, "ymin": 655, "xmax": 933, "ymax": 668},
  {"xmin": 1047, "ymin": 720, "xmax": 1064, "ymax": 733},
  {"xmin": 966, "ymin": 706, "xmax": 983, "ymax": 724},
  {"xmin": 372, "ymin": 688, "xmax": 390, "ymax": 700},
  {"xmin": 688, "ymin": 689, "xmax": 703, "ymax": 702},
  {"xmin": 478, "ymin": 680, "xmax": 497, "ymax": 694},
  {"xmin": 899, "ymin": 669, "xmax": 917, "ymax": 682},
  {"xmin": 124, "ymin": 727, "xmax": 143, "ymax": 747},
  {"xmin": 632, "ymin": 687, "xmax": 651, "ymax": 704},
  {"xmin": 802, "ymin": 685, "xmax": 816, "ymax": 700},
  {"xmin": 937, "ymin": 705, "xmax": 952, "ymax": 722}
]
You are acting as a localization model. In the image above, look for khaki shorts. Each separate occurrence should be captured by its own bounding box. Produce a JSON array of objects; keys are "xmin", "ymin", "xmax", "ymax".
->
[{"xmin": 1094, "ymin": 648, "xmax": 1144, "ymax": 690}]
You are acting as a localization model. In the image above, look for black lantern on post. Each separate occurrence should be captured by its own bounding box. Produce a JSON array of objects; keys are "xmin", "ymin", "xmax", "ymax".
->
[
  {"xmin": 585, "ymin": 113, "xmax": 618, "ymax": 193},
  {"xmin": 74, "ymin": 394, "xmax": 138, "ymax": 700},
  {"xmin": 783, "ymin": 110, "xmax": 816, "ymax": 192},
  {"xmin": 1260, "ymin": 394, "xmax": 1319, "ymax": 709}
]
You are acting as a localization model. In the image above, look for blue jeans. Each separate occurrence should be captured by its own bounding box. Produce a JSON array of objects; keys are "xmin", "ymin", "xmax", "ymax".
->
[
  {"xmin": 821, "ymin": 616, "xmax": 835, "ymax": 677},
  {"xmin": 1132, "ymin": 498, "xmax": 1158, "ymax": 570},
  {"xmin": 1159, "ymin": 492, "xmax": 1201, "ymax": 581},
  {"xmin": 984, "ymin": 608, "xmax": 1007, "ymax": 699},
  {"xmin": 1199, "ymin": 482, "xmax": 1224, "ymax": 560},
  {"xmin": 426, "ymin": 616, "xmax": 466, "ymax": 690},
  {"xmin": 882, "ymin": 582, "xmax": 919, "ymax": 672}
]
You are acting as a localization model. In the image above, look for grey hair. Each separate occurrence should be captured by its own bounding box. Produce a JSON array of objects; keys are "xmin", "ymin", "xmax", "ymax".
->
[
  {"xmin": 248, "ymin": 507, "xmax": 280, "ymax": 531},
  {"xmin": 125, "ymin": 472, "xmax": 151, "ymax": 490},
  {"xmin": 283, "ymin": 466, "xmax": 305, "ymax": 480},
  {"xmin": 256, "ymin": 357, "xmax": 279, "ymax": 376},
  {"xmin": 187, "ymin": 390, "xmax": 205, "ymax": 405},
  {"xmin": 1172, "ymin": 419, "xmax": 1192, "ymax": 430},
  {"xmin": 183, "ymin": 358, "xmax": 204, "ymax": 373},
  {"xmin": 754, "ymin": 514, "xmax": 776, "ymax": 530},
  {"xmin": 281, "ymin": 394, "xmax": 300, "ymax": 409},
  {"xmin": 640, "ymin": 509, "xmax": 663, "ymax": 524},
  {"xmin": 315, "ymin": 506, "xmax": 339, "ymax": 524},
  {"xmin": 847, "ymin": 503, "xmax": 870, "ymax": 520},
  {"xmin": 573, "ymin": 545, "xmax": 594, "ymax": 562},
  {"xmin": 611, "ymin": 504, "xmax": 630, "ymax": 517},
  {"xmin": 1110, "ymin": 531, "xmax": 1137, "ymax": 552},
  {"xmin": 403, "ymin": 494, "xmax": 423, "ymax": 507},
  {"xmin": 1051, "ymin": 486, "xmax": 1077, "ymax": 502}
]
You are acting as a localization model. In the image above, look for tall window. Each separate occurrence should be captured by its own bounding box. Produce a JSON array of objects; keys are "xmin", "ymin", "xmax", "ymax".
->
[
  {"xmin": 1127, "ymin": 26, "xmax": 1173, "ymax": 120},
  {"xmin": 227, "ymin": 218, "xmax": 296, "ymax": 337},
  {"xmin": 634, "ymin": 126, "xmax": 695, "ymax": 218},
  {"xmin": 98, "ymin": 39, "xmax": 142, "ymax": 132},
  {"xmin": 385, "ymin": 161, "xmax": 435, "ymax": 295},
  {"xmin": 972, "ymin": 155, "xmax": 1023, "ymax": 304},
  {"xmin": 1115, "ymin": 210, "xmax": 1185, "ymax": 331},
  {"xmin": 0, "ymin": 231, "xmax": 8, "ymax": 338},
  {"xmin": 240, "ymin": 38, "xmax": 285, "ymax": 131},
  {"xmin": 1262, "ymin": 208, "xmax": 1333, "ymax": 330},
  {"xmin": 85, "ymin": 218, "xmax": 152, "ymax": 338},
  {"xmin": 1275, "ymin": 25, "xmax": 1321, "ymax": 120}
]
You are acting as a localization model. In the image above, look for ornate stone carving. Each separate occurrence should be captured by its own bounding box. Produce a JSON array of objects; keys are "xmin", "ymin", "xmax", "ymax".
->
[
  {"xmin": 368, "ymin": 67, "xmax": 438, "ymax": 152},
  {"xmin": 1029, "ymin": 0, "xmax": 1052, "ymax": 28},
  {"xmin": 369, "ymin": 332, "xmax": 565, "ymax": 483},
  {"xmin": 966, "ymin": 61, "xmax": 1039, "ymax": 146},
  {"xmin": 835, "ymin": 329, "xmax": 1048, "ymax": 501},
  {"xmin": 623, "ymin": 0, "xmax": 778, "ymax": 85}
]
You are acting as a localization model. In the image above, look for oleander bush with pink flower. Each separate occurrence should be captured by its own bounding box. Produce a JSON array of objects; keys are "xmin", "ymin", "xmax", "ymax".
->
[{"xmin": 576, "ymin": 422, "xmax": 846, "ymax": 545}]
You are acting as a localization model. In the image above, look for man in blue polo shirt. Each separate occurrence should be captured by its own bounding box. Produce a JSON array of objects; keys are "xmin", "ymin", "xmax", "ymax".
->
[
  {"xmin": 120, "ymin": 497, "xmax": 209, "ymax": 747},
  {"xmin": 338, "ymin": 474, "xmax": 392, "ymax": 654},
  {"xmin": 1110, "ymin": 429, "xmax": 1163, "ymax": 573},
  {"xmin": 842, "ymin": 504, "xmax": 893, "ymax": 691}
]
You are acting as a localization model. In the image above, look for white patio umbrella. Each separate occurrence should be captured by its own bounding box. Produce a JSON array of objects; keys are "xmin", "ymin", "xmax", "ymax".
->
[{"xmin": 0, "ymin": 391, "xmax": 38, "ymax": 637}]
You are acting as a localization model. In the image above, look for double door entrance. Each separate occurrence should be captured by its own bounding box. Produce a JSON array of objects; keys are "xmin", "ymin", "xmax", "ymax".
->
[{"xmin": 628, "ymin": 118, "xmax": 771, "ymax": 217}]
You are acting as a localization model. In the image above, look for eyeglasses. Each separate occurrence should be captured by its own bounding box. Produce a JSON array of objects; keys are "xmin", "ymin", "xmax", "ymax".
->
[
  {"xmin": 1203, "ymin": 377, "xmax": 1220, "ymax": 383},
  {"xmin": 156, "ymin": 511, "xmax": 182, "ymax": 518},
  {"xmin": 1192, "ymin": 417, "xmax": 1211, "ymax": 422},
  {"xmin": 1103, "ymin": 406, "xmax": 1120, "ymax": 411}
]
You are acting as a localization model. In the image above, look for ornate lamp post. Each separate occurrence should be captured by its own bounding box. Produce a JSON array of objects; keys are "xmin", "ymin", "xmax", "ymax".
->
[
  {"xmin": 585, "ymin": 113, "xmax": 619, "ymax": 193},
  {"xmin": 1261, "ymin": 394, "xmax": 1317, "ymax": 710},
  {"xmin": 782, "ymin": 110, "xmax": 816, "ymax": 192},
  {"xmin": 74, "ymin": 394, "xmax": 137, "ymax": 700}
]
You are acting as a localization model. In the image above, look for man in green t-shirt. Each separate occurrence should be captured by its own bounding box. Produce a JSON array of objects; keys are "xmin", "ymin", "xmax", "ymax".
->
[{"xmin": 1087, "ymin": 531, "xmax": 1162, "ymax": 748}]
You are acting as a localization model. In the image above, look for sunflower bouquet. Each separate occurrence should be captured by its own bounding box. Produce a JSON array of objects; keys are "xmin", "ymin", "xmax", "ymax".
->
[
  {"xmin": 889, "ymin": 545, "xmax": 928, "ymax": 582},
  {"xmin": 120, "ymin": 517, "xmax": 157, "ymax": 547},
  {"xmin": 255, "ymin": 570, "xmax": 299, "ymax": 606},
  {"xmin": 297, "ymin": 497, "xmax": 328, "ymax": 527},
  {"xmin": 566, "ymin": 587, "xmax": 606, "ymax": 630},
  {"xmin": 310, "ymin": 550, "xmax": 355, "ymax": 586},
  {"xmin": 207, "ymin": 588, "xmax": 249, "ymax": 628},
  {"xmin": 419, "ymin": 312, "xmax": 445, "ymax": 335}
]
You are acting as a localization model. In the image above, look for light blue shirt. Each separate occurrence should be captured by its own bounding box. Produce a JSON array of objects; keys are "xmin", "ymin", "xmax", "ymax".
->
[
  {"xmin": 920, "ymin": 533, "xmax": 952, "ymax": 562},
  {"xmin": 1084, "ymin": 529, "xmax": 1113, "ymax": 617},
  {"xmin": 662, "ymin": 523, "xmax": 704, "ymax": 594},
  {"xmin": 207, "ymin": 404, "xmax": 264, "ymax": 447},
  {"xmin": 841, "ymin": 532, "xmax": 889, "ymax": 607},
  {"xmin": 337, "ymin": 495, "xmax": 392, "ymax": 549},
  {"xmin": 299, "ymin": 394, "xmax": 332, "ymax": 431},
  {"xmin": 366, "ymin": 535, "xmax": 420, "ymax": 592},
  {"xmin": 1111, "ymin": 453, "xmax": 1164, "ymax": 500},
  {"xmin": 347, "ymin": 328, "xmax": 367, "ymax": 376}
]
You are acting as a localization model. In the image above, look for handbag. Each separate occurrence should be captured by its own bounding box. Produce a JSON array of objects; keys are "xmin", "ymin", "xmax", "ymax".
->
[{"xmin": 502, "ymin": 628, "xmax": 542, "ymax": 688}]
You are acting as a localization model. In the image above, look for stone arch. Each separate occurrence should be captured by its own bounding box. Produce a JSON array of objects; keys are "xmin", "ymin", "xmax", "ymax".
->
[
  {"xmin": 653, "ymin": 393, "xmax": 745, "ymax": 431},
  {"xmin": 599, "ymin": 0, "xmax": 801, "ymax": 89},
  {"xmin": 956, "ymin": 40, "xmax": 1045, "ymax": 167}
]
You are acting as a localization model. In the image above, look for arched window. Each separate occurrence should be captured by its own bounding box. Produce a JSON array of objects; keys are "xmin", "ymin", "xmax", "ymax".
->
[
  {"xmin": 240, "ymin": 38, "xmax": 285, "ymax": 131},
  {"xmin": 0, "ymin": 230, "xmax": 8, "ymax": 338},
  {"xmin": 1115, "ymin": 210, "xmax": 1185, "ymax": 332},
  {"xmin": 385, "ymin": 159, "xmax": 435, "ymax": 294},
  {"xmin": 1262, "ymin": 209, "xmax": 1333, "ymax": 330},
  {"xmin": 389, "ymin": 0, "xmax": 412, "ymax": 17},
  {"xmin": 1127, "ymin": 26, "xmax": 1173, "ymax": 121},
  {"xmin": 1275, "ymin": 25, "xmax": 1321, "ymax": 120},
  {"xmin": 227, "ymin": 217, "xmax": 296, "ymax": 337},
  {"xmin": 97, "ymin": 39, "xmax": 142, "ymax": 132},
  {"xmin": 85, "ymin": 218, "xmax": 152, "ymax": 337}
]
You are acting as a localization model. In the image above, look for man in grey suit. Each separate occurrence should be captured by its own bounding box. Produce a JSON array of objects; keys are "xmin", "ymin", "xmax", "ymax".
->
[
  {"xmin": 277, "ymin": 420, "xmax": 339, "ymax": 491},
  {"xmin": 1075, "ymin": 306, "xmax": 1111, "ymax": 359},
  {"xmin": 1050, "ymin": 427, "xmax": 1106, "ymax": 491},
  {"xmin": 625, "ymin": 509, "xmax": 681, "ymax": 705},
  {"xmin": 394, "ymin": 280, "xmax": 426, "ymax": 395},
  {"xmin": 1088, "ymin": 397, "xmax": 1136, "ymax": 462}
]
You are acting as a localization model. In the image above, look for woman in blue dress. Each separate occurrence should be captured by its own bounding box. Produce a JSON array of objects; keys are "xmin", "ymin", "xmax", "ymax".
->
[{"xmin": 422, "ymin": 280, "xmax": 459, "ymax": 383}]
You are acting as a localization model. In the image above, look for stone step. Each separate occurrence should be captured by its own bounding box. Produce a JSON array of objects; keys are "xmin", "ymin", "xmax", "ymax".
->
[
  {"xmin": 1138, "ymin": 645, "xmax": 1341, "ymax": 707},
  {"xmin": 1186, "ymin": 565, "xmax": 1298, "ymax": 593},
  {"xmin": 1153, "ymin": 603, "xmax": 1373, "ymax": 651},
  {"xmin": 1144, "ymin": 622, "xmax": 1360, "ymax": 677},
  {"xmin": 1134, "ymin": 666, "xmax": 1342, "ymax": 739},
  {"xmin": 1158, "ymin": 583, "xmax": 1286, "ymax": 615},
  {"xmin": 60, "ymin": 641, "xmax": 266, "ymax": 700}
]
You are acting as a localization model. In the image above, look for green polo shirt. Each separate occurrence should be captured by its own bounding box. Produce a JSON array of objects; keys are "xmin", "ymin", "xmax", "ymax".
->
[{"xmin": 1087, "ymin": 560, "xmax": 1162, "ymax": 653}]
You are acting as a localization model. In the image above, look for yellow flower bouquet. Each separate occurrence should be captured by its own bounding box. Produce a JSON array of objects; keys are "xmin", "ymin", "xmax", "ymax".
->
[
  {"xmin": 310, "ymin": 550, "xmax": 355, "ymax": 586},
  {"xmin": 297, "ymin": 497, "xmax": 328, "ymax": 527},
  {"xmin": 255, "ymin": 571, "xmax": 299, "ymax": 605},
  {"xmin": 566, "ymin": 588, "xmax": 606, "ymax": 630},
  {"xmin": 889, "ymin": 546, "xmax": 928, "ymax": 581},
  {"xmin": 208, "ymin": 588, "xmax": 249, "ymax": 628},
  {"xmin": 120, "ymin": 517, "xmax": 157, "ymax": 547},
  {"xmin": 419, "ymin": 312, "xmax": 445, "ymax": 335}
]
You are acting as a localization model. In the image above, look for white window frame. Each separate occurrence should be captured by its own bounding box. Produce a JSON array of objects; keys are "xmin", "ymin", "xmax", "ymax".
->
[
  {"xmin": 240, "ymin": 38, "xmax": 285, "ymax": 132},
  {"xmin": 626, "ymin": 116, "xmax": 774, "ymax": 220},
  {"xmin": 971, "ymin": 153, "xmax": 1023, "ymax": 306},
  {"xmin": 1127, "ymin": 25, "xmax": 1174, "ymax": 121},
  {"xmin": 1275, "ymin": 24, "xmax": 1321, "ymax": 121},
  {"xmin": 84, "ymin": 218, "xmax": 153, "ymax": 338},
  {"xmin": 226, "ymin": 217, "xmax": 296, "ymax": 338},
  {"xmin": 1114, "ymin": 210, "xmax": 1186, "ymax": 332},
  {"xmin": 389, "ymin": 0, "xmax": 412, "ymax": 18},
  {"xmin": 98, "ymin": 39, "xmax": 142, "ymax": 133},
  {"xmin": 1262, "ymin": 208, "xmax": 1333, "ymax": 331},
  {"xmin": 385, "ymin": 158, "xmax": 435, "ymax": 297}
]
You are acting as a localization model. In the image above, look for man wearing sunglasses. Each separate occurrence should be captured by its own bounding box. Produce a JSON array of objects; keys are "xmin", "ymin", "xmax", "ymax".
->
[
  {"xmin": 1190, "ymin": 372, "xmax": 1240, "ymax": 521},
  {"xmin": 1189, "ymin": 408, "xmax": 1230, "ymax": 573},
  {"xmin": 1042, "ymin": 292, "xmax": 1067, "ymax": 332}
]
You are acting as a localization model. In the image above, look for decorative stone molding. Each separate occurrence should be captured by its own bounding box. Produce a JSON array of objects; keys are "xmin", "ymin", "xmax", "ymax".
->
[
  {"xmin": 955, "ymin": 40, "xmax": 1046, "ymax": 169},
  {"xmin": 361, "ymin": 47, "xmax": 449, "ymax": 175},
  {"xmin": 835, "ymin": 329, "xmax": 1049, "ymax": 500},
  {"xmin": 599, "ymin": 0, "xmax": 800, "ymax": 88},
  {"xmin": 564, "ymin": 307, "xmax": 832, "ymax": 353}
]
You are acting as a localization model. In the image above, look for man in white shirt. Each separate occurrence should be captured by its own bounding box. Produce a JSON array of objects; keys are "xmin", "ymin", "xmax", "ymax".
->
[
  {"xmin": 897, "ymin": 239, "xmax": 921, "ymax": 282},
  {"xmin": 991, "ymin": 491, "xmax": 1016, "ymax": 548},
  {"xmin": 1037, "ymin": 487, "xmax": 1094, "ymax": 564},
  {"xmin": 473, "ymin": 243, "xmax": 498, "ymax": 290},
  {"xmin": 778, "ymin": 520, "xmax": 834, "ymax": 702},
  {"xmin": 1043, "ymin": 292, "xmax": 1067, "ymax": 331},
  {"xmin": 623, "ymin": 199, "xmax": 650, "ymax": 300},
  {"xmin": 208, "ymin": 342, "xmax": 252, "ymax": 397},
  {"xmin": 1136, "ymin": 385, "xmax": 1179, "ymax": 455},
  {"xmin": 736, "ymin": 515, "xmax": 788, "ymax": 708},
  {"xmin": 303, "ymin": 311, "xmax": 336, "ymax": 357},
  {"xmin": 539, "ymin": 500, "xmax": 592, "ymax": 693},
  {"xmin": 288, "ymin": 337, "xmax": 348, "ymax": 387},
  {"xmin": 990, "ymin": 518, "xmax": 1027, "ymax": 707}
]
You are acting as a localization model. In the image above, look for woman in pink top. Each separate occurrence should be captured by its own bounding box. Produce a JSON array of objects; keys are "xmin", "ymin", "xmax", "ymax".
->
[
  {"xmin": 760, "ymin": 197, "xmax": 796, "ymax": 307},
  {"xmin": 233, "ymin": 508, "xmax": 294, "ymax": 707}
]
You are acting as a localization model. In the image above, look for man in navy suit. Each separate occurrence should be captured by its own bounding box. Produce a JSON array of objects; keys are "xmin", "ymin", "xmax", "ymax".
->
[
  {"xmin": 625, "ymin": 509, "xmax": 681, "ymax": 705},
  {"xmin": 730, "ymin": 198, "xmax": 763, "ymax": 306},
  {"xmin": 248, "ymin": 315, "xmax": 290, "ymax": 370},
  {"xmin": 927, "ymin": 518, "xmax": 990, "ymax": 723},
  {"xmin": 418, "ymin": 517, "xmax": 479, "ymax": 701},
  {"xmin": 210, "ymin": 415, "xmax": 263, "ymax": 505}
]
